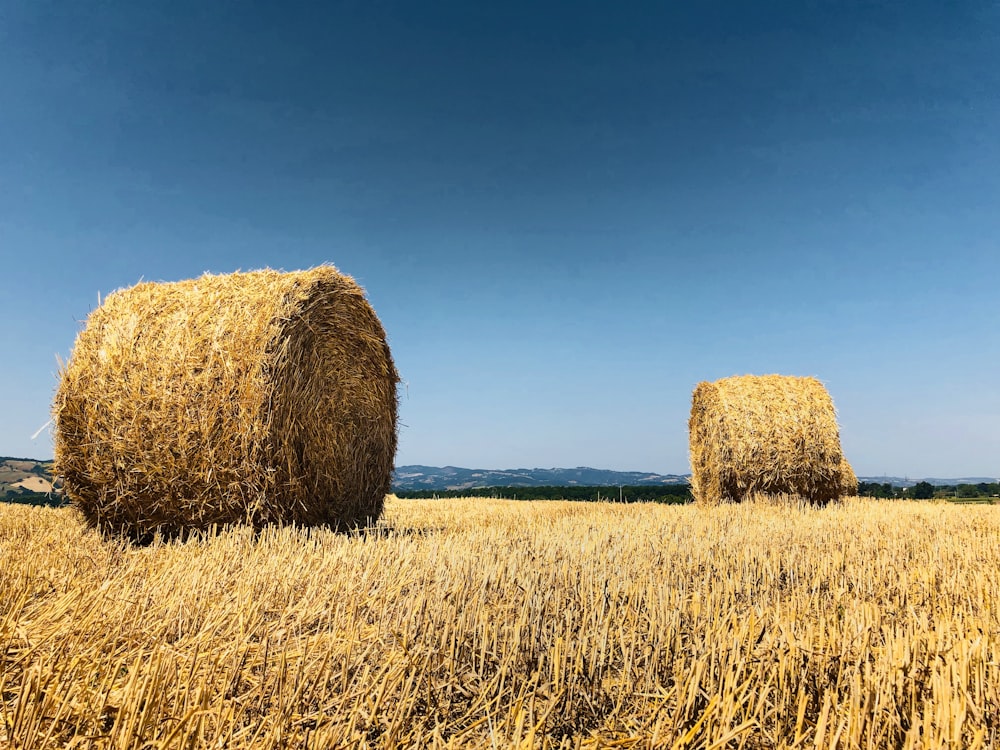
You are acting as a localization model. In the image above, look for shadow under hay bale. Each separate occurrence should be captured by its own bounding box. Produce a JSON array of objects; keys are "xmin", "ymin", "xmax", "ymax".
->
[
  {"xmin": 54, "ymin": 266, "xmax": 399, "ymax": 538},
  {"xmin": 688, "ymin": 374, "xmax": 851, "ymax": 505}
]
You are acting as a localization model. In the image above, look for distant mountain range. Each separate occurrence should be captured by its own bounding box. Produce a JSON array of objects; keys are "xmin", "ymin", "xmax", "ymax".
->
[
  {"xmin": 1, "ymin": 457, "xmax": 56, "ymax": 499},
  {"xmin": 3, "ymin": 458, "xmax": 995, "ymax": 496},
  {"xmin": 392, "ymin": 466, "xmax": 1000, "ymax": 491},
  {"xmin": 392, "ymin": 465, "xmax": 690, "ymax": 491}
]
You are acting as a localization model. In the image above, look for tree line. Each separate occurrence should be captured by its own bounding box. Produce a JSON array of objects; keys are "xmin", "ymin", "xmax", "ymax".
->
[
  {"xmin": 2, "ymin": 489, "xmax": 66, "ymax": 507},
  {"xmin": 395, "ymin": 484, "xmax": 693, "ymax": 503},
  {"xmin": 399, "ymin": 482, "xmax": 1000, "ymax": 503},
  {"xmin": 858, "ymin": 481, "xmax": 1000, "ymax": 499},
  {"xmin": 4, "ymin": 482, "xmax": 996, "ymax": 509}
]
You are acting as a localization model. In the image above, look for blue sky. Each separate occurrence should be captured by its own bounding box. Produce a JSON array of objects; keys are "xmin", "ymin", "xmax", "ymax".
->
[{"xmin": 2, "ymin": 1, "xmax": 998, "ymax": 477}]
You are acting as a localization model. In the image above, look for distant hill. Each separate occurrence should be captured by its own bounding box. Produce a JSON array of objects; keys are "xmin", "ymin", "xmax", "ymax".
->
[
  {"xmin": 7, "ymin": 459, "xmax": 691, "ymax": 496},
  {"xmin": 392, "ymin": 466, "xmax": 1000, "ymax": 492},
  {"xmin": 3, "ymin": 457, "xmax": 995, "ymax": 497},
  {"xmin": 393, "ymin": 465, "xmax": 691, "ymax": 491},
  {"xmin": 0, "ymin": 457, "xmax": 59, "ymax": 503}
]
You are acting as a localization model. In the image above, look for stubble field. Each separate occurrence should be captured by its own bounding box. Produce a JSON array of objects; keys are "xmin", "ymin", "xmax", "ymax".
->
[{"xmin": 1, "ymin": 497, "xmax": 998, "ymax": 748}]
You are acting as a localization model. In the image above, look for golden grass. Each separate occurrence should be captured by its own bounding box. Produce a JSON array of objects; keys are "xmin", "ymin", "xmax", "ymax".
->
[
  {"xmin": 53, "ymin": 267, "xmax": 399, "ymax": 538},
  {"xmin": 2, "ymin": 497, "xmax": 998, "ymax": 748}
]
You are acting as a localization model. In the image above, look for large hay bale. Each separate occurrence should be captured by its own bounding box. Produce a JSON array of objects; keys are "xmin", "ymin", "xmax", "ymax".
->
[
  {"xmin": 688, "ymin": 374, "xmax": 850, "ymax": 505},
  {"xmin": 54, "ymin": 266, "xmax": 398, "ymax": 537}
]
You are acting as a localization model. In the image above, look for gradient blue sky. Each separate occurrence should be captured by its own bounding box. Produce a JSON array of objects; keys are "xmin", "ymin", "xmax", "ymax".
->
[{"xmin": 2, "ymin": 1, "xmax": 998, "ymax": 477}]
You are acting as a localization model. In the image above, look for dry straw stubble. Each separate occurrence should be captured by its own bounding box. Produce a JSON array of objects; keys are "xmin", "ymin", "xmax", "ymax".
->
[
  {"xmin": 53, "ymin": 266, "xmax": 398, "ymax": 538},
  {"xmin": 3, "ymin": 498, "xmax": 998, "ymax": 748},
  {"xmin": 689, "ymin": 374, "xmax": 851, "ymax": 504}
]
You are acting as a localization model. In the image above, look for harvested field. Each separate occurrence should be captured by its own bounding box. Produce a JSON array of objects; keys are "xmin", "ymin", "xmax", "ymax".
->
[
  {"xmin": 1, "ymin": 497, "xmax": 998, "ymax": 748},
  {"xmin": 8, "ymin": 477, "xmax": 51, "ymax": 493}
]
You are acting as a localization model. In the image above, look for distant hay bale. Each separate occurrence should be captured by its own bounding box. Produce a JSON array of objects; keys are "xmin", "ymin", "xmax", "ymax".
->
[
  {"xmin": 688, "ymin": 375, "xmax": 849, "ymax": 505},
  {"xmin": 54, "ymin": 266, "xmax": 398, "ymax": 538}
]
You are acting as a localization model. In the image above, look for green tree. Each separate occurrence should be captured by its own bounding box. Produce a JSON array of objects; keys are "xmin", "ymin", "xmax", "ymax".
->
[{"xmin": 910, "ymin": 481, "xmax": 934, "ymax": 499}]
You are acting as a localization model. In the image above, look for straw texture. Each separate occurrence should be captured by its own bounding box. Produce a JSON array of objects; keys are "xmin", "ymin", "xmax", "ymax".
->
[
  {"xmin": 688, "ymin": 375, "xmax": 850, "ymax": 505},
  {"xmin": 54, "ymin": 266, "xmax": 398, "ymax": 538},
  {"xmin": 839, "ymin": 459, "xmax": 859, "ymax": 496}
]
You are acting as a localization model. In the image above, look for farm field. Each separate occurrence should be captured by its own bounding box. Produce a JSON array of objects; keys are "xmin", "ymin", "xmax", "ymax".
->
[{"xmin": 1, "ymin": 497, "xmax": 998, "ymax": 748}]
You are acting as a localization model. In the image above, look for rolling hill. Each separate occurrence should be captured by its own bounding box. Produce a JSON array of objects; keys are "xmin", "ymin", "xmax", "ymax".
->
[{"xmin": 4, "ymin": 458, "xmax": 995, "ymax": 497}]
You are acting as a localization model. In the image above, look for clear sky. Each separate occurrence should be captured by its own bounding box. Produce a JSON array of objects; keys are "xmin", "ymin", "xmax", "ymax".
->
[{"xmin": 2, "ymin": 1, "xmax": 998, "ymax": 478}]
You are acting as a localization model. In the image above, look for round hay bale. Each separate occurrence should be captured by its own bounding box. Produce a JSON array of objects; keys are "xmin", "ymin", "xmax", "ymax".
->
[
  {"xmin": 688, "ymin": 374, "xmax": 849, "ymax": 505},
  {"xmin": 53, "ymin": 266, "xmax": 398, "ymax": 538}
]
